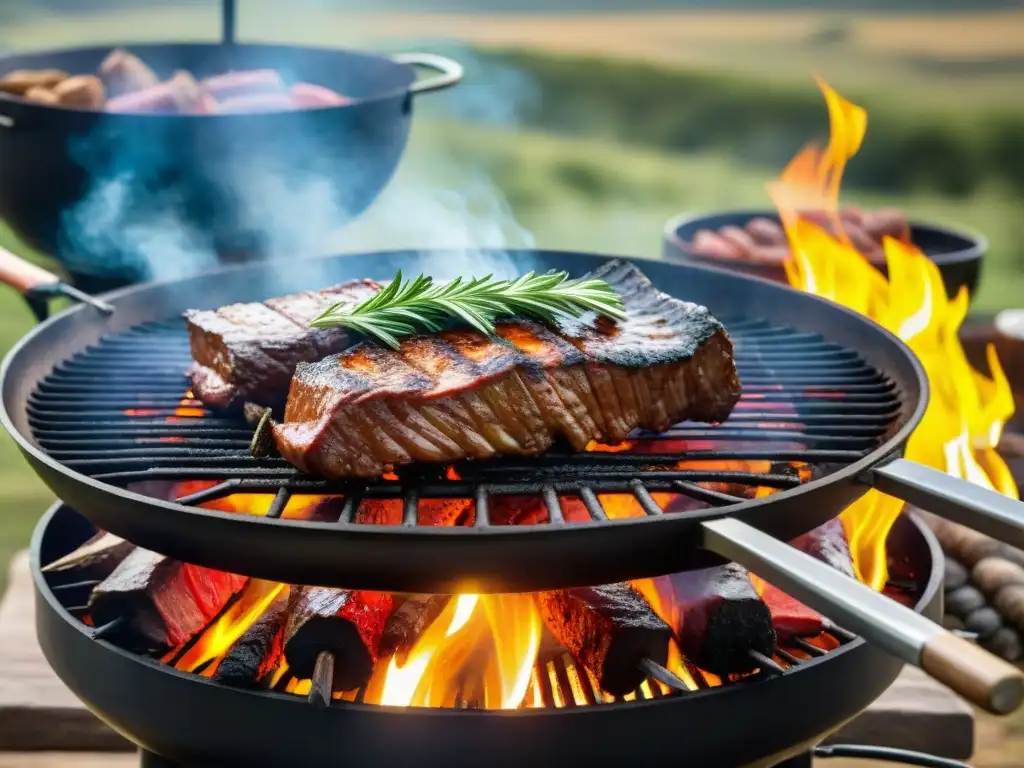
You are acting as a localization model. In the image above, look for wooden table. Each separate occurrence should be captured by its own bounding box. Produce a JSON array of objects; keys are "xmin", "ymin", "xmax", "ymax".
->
[{"xmin": 0, "ymin": 552, "xmax": 976, "ymax": 763}]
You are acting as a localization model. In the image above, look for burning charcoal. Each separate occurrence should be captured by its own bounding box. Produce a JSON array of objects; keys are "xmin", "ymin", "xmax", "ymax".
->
[
  {"xmin": 380, "ymin": 595, "xmax": 452, "ymax": 663},
  {"xmin": 717, "ymin": 225, "xmax": 758, "ymax": 259},
  {"xmin": 290, "ymin": 82, "xmax": 351, "ymax": 108},
  {"xmin": 0, "ymin": 68, "xmax": 67, "ymax": 95},
  {"xmin": 790, "ymin": 519, "xmax": 855, "ymax": 578},
  {"xmin": 973, "ymin": 557, "xmax": 1024, "ymax": 595},
  {"xmin": 23, "ymin": 86, "xmax": 59, "ymax": 105},
  {"xmin": 944, "ymin": 558, "xmax": 969, "ymax": 592},
  {"xmin": 744, "ymin": 217, "xmax": 787, "ymax": 246},
  {"xmin": 214, "ymin": 587, "xmax": 293, "ymax": 689},
  {"xmin": 690, "ymin": 229, "xmax": 744, "ymax": 260},
  {"xmin": 863, "ymin": 207, "xmax": 911, "ymax": 244},
  {"xmin": 98, "ymin": 49, "xmax": 159, "ymax": 96},
  {"xmin": 655, "ymin": 563, "xmax": 776, "ymax": 675},
  {"xmin": 537, "ymin": 583, "xmax": 672, "ymax": 697},
  {"xmin": 217, "ymin": 92, "xmax": 295, "ymax": 113},
  {"xmin": 283, "ymin": 587, "xmax": 394, "ymax": 692},
  {"xmin": 105, "ymin": 70, "xmax": 203, "ymax": 114},
  {"xmin": 42, "ymin": 532, "xmax": 134, "ymax": 580},
  {"xmin": 964, "ymin": 607, "xmax": 1003, "ymax": 640},
  {"xmin": 89, "ymin": 549, "xmax": 247, "ymax": 653},
  {"xmin": 946, "ymin": 585, "xmax": 986, "ymax": 618},
  {"xmin": 982, "ymin": 627, "xmax": 1023, "ymax": 663},
  {"xmin": 752, "ymin": 576, "xmax": 824, "ymax": 640},
  {"xmin": 51, "ymin": 75, "xmax": 105, "ymax": 109},
  {"xmin": 200, "ymin": 69, "xmax": 286, "ymax": 101}
]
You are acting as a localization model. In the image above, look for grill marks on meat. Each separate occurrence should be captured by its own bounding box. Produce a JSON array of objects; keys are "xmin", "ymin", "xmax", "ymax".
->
[
  {"xmin": 273, "ymin": 260, "xmax": 741, "ymax": 478},
  {"xmin": 89, "ymin": 550, "xmax": 247, "ymax": 653},
  {"xmin": 185, "ymin": 279, "xmax": 379, "ymax": 409},
  {"xmin": 538, "ymin": 583, "xmax": 672, "ymax": 696},
  {"xmin": 656, "ymin": 563, "xmax": 776, "ymax": 675},
  {"xmin": 283, "ymin": 587, "xmax": 395, "ymax": 692},
  {"xmin": 213, "ymin": 587, "xmax": 293, "ymax": 689}
]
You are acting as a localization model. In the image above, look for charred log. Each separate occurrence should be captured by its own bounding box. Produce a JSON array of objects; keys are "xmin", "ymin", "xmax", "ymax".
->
[
  {"xmin": 213, "ymin": 588, "xmax": 293, "ymax": 689},
  {"xmin": 380, "ymin": 595, "xmax": 453, "ymax": 663},
  {"xmin": 42, "ymin": 532, "xmax": 134, "ymax": 580}
]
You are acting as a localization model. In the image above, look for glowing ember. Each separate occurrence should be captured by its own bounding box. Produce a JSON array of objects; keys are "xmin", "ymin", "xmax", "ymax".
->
[{"xmin": 769, "ymin": 78, "xmax": 1019, "ymax": 589}]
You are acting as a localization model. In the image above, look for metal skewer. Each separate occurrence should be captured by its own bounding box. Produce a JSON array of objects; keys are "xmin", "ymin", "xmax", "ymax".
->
[{"xmin": 308, "ymin": 651, "xmax": 335, "ymax": 709}]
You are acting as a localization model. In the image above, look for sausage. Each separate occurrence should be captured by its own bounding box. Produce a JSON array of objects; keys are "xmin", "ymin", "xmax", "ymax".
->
[
  {"xmin": 290, "ymin": 82, "xmax": 351, "ymax": 108},
  {"xmin": 216, "ymin": 92, "xmax": 296, "ymax": 113},
  {"xmin": 0, "ymin": 68, "xmax": 68, "ymax": 95},
  {"xmin": 689, "ymin": 229, "xmax": 744, "ymax": 260},
  {"xmin": 23, "ymin": 86, "xmax": 59, "ymax": 105},
  {"xmin": 105, "ymin": 70, "xmax": 204, "ymax": 114},
  {"xmin": 52, "ymin": 75, "xmax": 106, "ymax": 109},
  {"xmin": 200, "ymin": 69, "xmax": 286, "ymax": 101},
  {"xmin": 98, "ymin": 48, "xmax": 159, "ymax": 96}
]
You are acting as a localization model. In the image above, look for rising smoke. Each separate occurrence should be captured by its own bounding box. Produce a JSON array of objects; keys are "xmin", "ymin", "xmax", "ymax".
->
[{"xmin": 59, "ymin": 40, "xmax": 539, "ymax": 288}]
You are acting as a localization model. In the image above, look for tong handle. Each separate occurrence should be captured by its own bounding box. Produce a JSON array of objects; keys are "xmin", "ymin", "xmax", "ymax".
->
[
  {"xmin": 701, "ymin": 517, "xmax": 1024, "ymax": 715},
  {"xmin": 871, "ymin": 458, "xmax": 1024, "ymax": 550},
  {"xmin": 0, "ymin": 246, "xmax": 60, "ymax": 293}
]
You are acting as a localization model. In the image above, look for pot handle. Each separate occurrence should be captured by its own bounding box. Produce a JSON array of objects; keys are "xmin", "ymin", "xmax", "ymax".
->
[
  {"xmin": 871, "ymin": 458, "xmax": 1024, "ymax": 550},
  {"xmin": 0, "ymin": 246, "xmax": 112, "ymax": 320},
  {"xmin": 702, "ymin": 516, "xmax": 1024, "ymax": 715},
  {"xmin": 391, "ymin": 53, "xmax": 464, "ymax": 95}
]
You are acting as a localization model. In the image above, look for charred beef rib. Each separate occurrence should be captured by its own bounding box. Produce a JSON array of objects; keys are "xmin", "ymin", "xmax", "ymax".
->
[
  {"xmin": 185, "ymin": 279, "xmax": 380, "ymax": 409},
  {"xmin": 272, "ymin": 260, "xmax": 742, "ymax": 478}
]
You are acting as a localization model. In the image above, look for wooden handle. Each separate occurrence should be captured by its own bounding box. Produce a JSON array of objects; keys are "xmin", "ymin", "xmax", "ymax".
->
[
  {"xmin": 921, "ymin": 630, "xmax": 1024, "ymax": 714},
  {"xmin": 0, "ymin": 247, "xmax": 59, "ymax": 294}
]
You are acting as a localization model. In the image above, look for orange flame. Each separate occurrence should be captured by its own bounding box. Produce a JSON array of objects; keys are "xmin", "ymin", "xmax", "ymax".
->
[
  {"xmin": 372, "ymin": 593, "xmax": 541, "ymax": 709},
  {"xmin": 770, "ymin": 78, "xmax": 1019, "ymax": 589}
]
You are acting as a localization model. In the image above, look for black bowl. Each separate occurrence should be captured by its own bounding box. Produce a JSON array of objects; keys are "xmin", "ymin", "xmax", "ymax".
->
[{"xmin": 663, "ymin": 210, "xmax": 985, "ymax": 301}]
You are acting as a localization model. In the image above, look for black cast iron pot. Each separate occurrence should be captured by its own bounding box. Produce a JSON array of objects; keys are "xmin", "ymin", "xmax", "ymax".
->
[
  {"xmin": 664, "ymin": 210, "xmax": 985, "ymax": 301},
  {"xmin": 0, "ymin": 42, "xmax": 461, "ymax": 289}
]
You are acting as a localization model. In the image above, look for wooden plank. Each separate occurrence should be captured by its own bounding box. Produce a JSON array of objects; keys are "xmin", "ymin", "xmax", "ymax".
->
[{"xmin": 0, "ymin": 551, "xmax": 974, "ymax": 757}]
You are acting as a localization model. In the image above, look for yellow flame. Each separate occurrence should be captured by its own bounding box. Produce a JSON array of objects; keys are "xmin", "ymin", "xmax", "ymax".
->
[
  {"xmin": 374, "ymin": 591, "xmax": 542, "ymax": 710},
  {"xmin": 174, "ymin": 581, "xmax": 286, "ymax": 673},
  {"xmin": 772, "ymin": 80, "xmax": 1018, "ymax": 589}
]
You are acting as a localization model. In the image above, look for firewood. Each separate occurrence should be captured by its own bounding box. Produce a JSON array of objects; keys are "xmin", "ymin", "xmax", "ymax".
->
[
  {"xmin": 964, "ymin": 607, "xmax": 1003, "ymax": 640},
  {"xmin": 945, "ymin": 585, "xmax": 986, "ymax": 618},
  {"xmin": 981, "ymin": 626, "xmax": 1023, "ymax": 663},
  {"xmin": 944, "ymin": 558, "xmax": 969, "ymax": 591},
  {"xmin": 993, "ymin": 584, "xmax": 1024, "ymax": 633},
  {"xmin": 973, "ymin": 557, "xmax": 1024, "ymax": 595}
]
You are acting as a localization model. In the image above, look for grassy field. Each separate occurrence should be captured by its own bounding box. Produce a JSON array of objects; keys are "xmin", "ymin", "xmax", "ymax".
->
[{"xmin": 3, "ymin": 5, "xmax": 1023, "ymax": 108}]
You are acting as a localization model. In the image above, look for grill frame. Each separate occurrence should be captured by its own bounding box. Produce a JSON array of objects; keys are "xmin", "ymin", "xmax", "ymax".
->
[
  {"xmin": 1, "ymin": 249, "xmax": 928, "ymax": 591},
  {"xmin": 32, "ymin": 502, "xmax": 943, "ymax": 768}
]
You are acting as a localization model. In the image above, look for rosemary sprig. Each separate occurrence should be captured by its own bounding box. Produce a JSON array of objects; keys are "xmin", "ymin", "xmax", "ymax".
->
[{"xmin": 309, "ymin": 269, "xmax": 627, "ymax": 349}]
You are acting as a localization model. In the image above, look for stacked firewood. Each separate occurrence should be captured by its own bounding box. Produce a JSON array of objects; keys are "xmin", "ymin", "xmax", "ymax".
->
[{"xmin": 923, "ymin": 510, "xmax": 1024, "ymax": 662}]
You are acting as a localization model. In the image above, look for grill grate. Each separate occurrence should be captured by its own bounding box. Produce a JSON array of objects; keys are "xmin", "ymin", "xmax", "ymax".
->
[{"xmin": 29, "ymin": 316, "xmax": 901, "ymax": 523}]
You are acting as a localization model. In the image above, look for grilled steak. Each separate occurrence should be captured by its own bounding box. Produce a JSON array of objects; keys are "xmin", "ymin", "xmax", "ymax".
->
[
  {"xmin": 213, "ymin": 587, "xmax": 293, "ymax": 689},
  {"xmin": 89, "ymin": 549, "xmax": 247, "ymax": 653},
  {"xmin": 753, "ymin": 576, "xmax": 825, "ymax": 640},
  {"xmin": 185, "ymin": 279, "xmax": 379, "ymax": 409},
  {"xmin": 273, "ymin": 260, "xmax": 741, "ymax": 478},
  {"xmin": 537, "ymin": 583, "xmax": 672, "ymax": 696},
  {"xmin": 655, "ymin": 563, "xmax": 776, "ymax": 675}
]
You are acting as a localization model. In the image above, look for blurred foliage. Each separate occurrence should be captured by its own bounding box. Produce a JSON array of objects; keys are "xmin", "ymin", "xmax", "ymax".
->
[{"xmin": 423, "ymin": 48, "xmax": 1024, "ymax": 200}]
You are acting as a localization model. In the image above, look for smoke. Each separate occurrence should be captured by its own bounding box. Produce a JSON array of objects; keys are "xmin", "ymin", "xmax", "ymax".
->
[{"xmin": 58, "ymin": 42, "xmax": 539, "ymax": 288}]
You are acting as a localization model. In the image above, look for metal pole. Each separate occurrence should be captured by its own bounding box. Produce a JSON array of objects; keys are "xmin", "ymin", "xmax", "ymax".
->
[{"xmin": 222, "ymin": 0, "xmax": 236, "ymax": 45}]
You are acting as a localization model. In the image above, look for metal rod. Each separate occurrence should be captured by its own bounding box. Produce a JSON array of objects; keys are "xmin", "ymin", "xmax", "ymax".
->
[
  {"xmin": 637, "ymin": 657, "xmax": 690, "ymax": 693},
  {"xmin": 748, "ymin": 649, "xmax": 786, "ymax": 675},
  {"xmin": 872, "ymin": 458, "xmax": 1024, "ymax": 551},
  {"xmin": 308, "ymin": 651, "xmax": 334, "ymax": 709},
  {"xmin": 701, "ymin": 517, "xmax": 1024, "ymax": 715},
  {"xmin": 90, "ymin": 616, "xmax": 125, "ymax": 640},
  {"xmin": 222, "ymin": 0, "xmax": 236, "ymax": 44}
]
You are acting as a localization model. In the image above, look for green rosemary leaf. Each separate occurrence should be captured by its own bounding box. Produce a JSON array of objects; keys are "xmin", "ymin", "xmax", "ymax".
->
[{"xmin": 310, "ymin": 267, "xmax": 626, "ymax": 347}]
